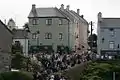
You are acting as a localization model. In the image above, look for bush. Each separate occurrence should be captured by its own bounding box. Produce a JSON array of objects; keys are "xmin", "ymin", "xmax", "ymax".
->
[
  {"xmin": 80, "ymin": 60, "xmax": 120, "ymax": 80},
  {"xmin": 0, "ymin": 71, "xmax": 33, "ymax": 80},
  {"xmin": 0, "ymin": 74, "xmax": 4, "ymax": 80}
]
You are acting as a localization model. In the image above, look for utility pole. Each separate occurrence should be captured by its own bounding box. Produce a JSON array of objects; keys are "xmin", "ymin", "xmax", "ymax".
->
[{"xmin": 90, "ymin": 21, "xmax": 93, "ymax": 54}]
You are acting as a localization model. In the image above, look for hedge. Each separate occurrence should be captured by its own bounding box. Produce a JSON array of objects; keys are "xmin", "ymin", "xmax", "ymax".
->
[{"xmin": 0, "ymin": 71, "xmax": 33, "ymax": 80}]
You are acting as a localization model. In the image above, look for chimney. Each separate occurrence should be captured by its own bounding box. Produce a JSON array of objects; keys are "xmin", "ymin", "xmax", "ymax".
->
[
  {"xmin": 60, "ymin": 4, "xmax": 64, "ymax": 11},
  {"xmin": 81, "ymin": 15, "xmax": 84, "ymax": 18},
  {"xmin": 77, "ymin": 9, "xmax": 80, "ymax": 15},
  {"xmin": 66, "ymin": 5, "xmax": 70, "ymax": 11},
  {"xmin": 32, "ymin": 4, "xmax": 36, "ymax": 12},
  {"xmin": 98, "ymin": 12, "xmax": 102, "ymax": 22},
  {"xmin": 32, "ymin": 4, "xmax": 37, "ymax": 17}
]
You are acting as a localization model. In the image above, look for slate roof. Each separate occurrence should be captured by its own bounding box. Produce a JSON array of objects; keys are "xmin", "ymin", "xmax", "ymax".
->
[
  {"xmin": 59, "ymin": 9, "xmax": 75, "ymax": 22},
  {"xmin": 28, "ymin": 5, "xmax": 88, "ymax": 25},
  {"xmin": 12, "ymin": 29, "xmax": 28, "ymax": 39},
  {"xmin": 28, "ymin": 7, "xmax": 65, "ymax": 18},
  {"xmin": 0, "ymin": 20, "xmax": 13, "ymax": 35},
  {"xmin": 100, "ymin": 18, "xmax": 120, "ymax": 27},
  {"xmin": 70, "ymin": 10, "xmax": 88, "ymax": 25}
]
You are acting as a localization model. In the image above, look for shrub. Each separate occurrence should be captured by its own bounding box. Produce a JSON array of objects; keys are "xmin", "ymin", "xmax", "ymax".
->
[{"xmin": 0, "ymin": 71, "xmax": 33, "ymax": 80}]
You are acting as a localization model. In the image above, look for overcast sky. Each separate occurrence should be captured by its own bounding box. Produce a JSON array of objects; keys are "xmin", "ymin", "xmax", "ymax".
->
[{"xmin": 0, "ymin": 0, "xmax": 120, "ymax": 33}]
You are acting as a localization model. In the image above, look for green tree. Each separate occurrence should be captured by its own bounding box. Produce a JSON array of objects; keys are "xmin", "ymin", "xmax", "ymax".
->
[
  {"xmin": 88, "ymin": 34, "xmax": 97, "ymax": 47},
  {"xmin": 11, "ymin": 41, "xmax": 23, "ymax": 54},
  {"xmin": 11, "ymin": 52, "xmax": 25, "ymax": 69}
]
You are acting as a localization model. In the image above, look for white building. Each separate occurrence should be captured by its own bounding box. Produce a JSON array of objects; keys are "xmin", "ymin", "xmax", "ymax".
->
[
  {"xmin": 13, "ymin": 29, "xmax": 28, "ymax": 56},
  {"xmin": 97, "ymin": 12, "xmax": 120, "ymax": 56}
]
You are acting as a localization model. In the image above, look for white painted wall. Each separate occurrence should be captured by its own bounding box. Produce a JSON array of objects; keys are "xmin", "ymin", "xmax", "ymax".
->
[{"xmin": 13, "ymin": 39, "xmax": 28, "ymax": 56}]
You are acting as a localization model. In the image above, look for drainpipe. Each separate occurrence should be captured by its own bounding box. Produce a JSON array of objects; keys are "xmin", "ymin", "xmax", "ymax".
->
[{"xmin": 67, "ymin": 18, "xmax": 70, "ymax": 53}]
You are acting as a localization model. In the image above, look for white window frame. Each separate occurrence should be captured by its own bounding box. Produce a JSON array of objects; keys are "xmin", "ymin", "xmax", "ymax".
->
[
  {"xmin": 59, "ymin": 33, "xmax": 63, "ymax": 40},
  {"xmin": 109, "ymin": 41, "xmax": 114, "ymax": 49},
  {"xmin": 109, "ymin": 28, "xmax": 115, "ymax": 37},
  {"xmin": 48, "ymin": 33, "xmax": 52, "ymax": 39},
  {"xmin": 46, "ymin": 19, "xmax": 52, "ymax": 25},
  {"xmin": 45, "ymin": 33, "xmax": 52, "ymax": 39},
  {"xmin": 110, "ymin": 30, "xmax": 115, "ymax": 37},
  {"xmin": 32, "ymin": 19, "xmax": 38, "ymax": 25},
  {"xmin": 59, "ymin": 19, "xmax": 63, "ymax": 25}
]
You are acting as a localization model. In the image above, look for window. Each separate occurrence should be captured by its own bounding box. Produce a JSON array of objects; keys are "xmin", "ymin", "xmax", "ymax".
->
[
  {"xmin": 110, "ymin": 31, "xmax": 114, "ymax": 37},
  {"xmin": 45, "ymin": 33, "xmax": 52, "ymax": 39},
  {"xmin": 15, "ymin": 41, "xmax": 20, "ymax": 46},
  {"xmin": 109, "ymin": 41, "xmax": 114, "ymax": 49},
  {"xmin": 118, "ymin": 44, "xmax": 119, "ymax": 48},
  {"xmin": 46, "ymin": 19, "xmax": 52, "ymax": 25},
  {"xmin": 59, "ymin": 19, "xmax": 63, "ymax": 25},
  {"xmin": 59, "ymin": 33, "xmax": 63, "ymax": 39},
  {"xmin": 32, "ymin": 33, "xmax": 37, "ymax": 39},
  {"xmin": 109, "ymin": 28, "xmax": 114, "ymax": 37},
  {"xmin": 76, "ymin": 34, "xmax": 79, "ymax": 38},
  {"xmin": 15, "ymin": 41, "xmax": 20, "ymax": 44},
  {"xmin": 102, "ymin": 38, "xmax": 104, "ymax": 43},
  {"xmin": 32, "ymin": 19, "xmax": 38, "ymax": 25}
]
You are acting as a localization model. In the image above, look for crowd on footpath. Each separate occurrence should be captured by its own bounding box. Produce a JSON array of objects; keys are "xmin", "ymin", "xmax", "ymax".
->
[{"xmin": 32, "ymin": 51, "xmax": 91, "ymax": 80}]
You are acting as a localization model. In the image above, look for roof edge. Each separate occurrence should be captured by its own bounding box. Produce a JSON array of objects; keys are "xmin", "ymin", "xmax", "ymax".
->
[
  {"xmin": 0, "ymin": 20, "xmax": 13, "ymax": 35},
  {"xmin": 103, "ymin": 18, "xmax": 120, "ymax": 19}
]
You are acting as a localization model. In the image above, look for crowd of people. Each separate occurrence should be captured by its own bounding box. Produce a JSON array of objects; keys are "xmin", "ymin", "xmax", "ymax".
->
[{"xmin": 32, "ymin": 51, "xmax": 91, "ymax": 80}]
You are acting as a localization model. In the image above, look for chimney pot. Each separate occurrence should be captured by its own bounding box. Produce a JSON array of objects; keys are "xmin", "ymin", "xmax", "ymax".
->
[
  {"xmin": 98, "ymin": 12, "xmax": 102, "ymax": 18},
  {"xmin": 77, "ymin": 9, "xmax": 80, "ymax": 15},
  {"xmin": 32, "ymin": 4, "xmax": 36, "ymax": 10},
  {"xmin": 98, "ymin": 12, "xmax": 102, "ymax": 22},
  {"xmin": 66, "ymin": 5, "xmax": 70, "ymax": 11},
  {"xmin": 60, "ymin": 4, "xmax": 64, "ymax": 11}
]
